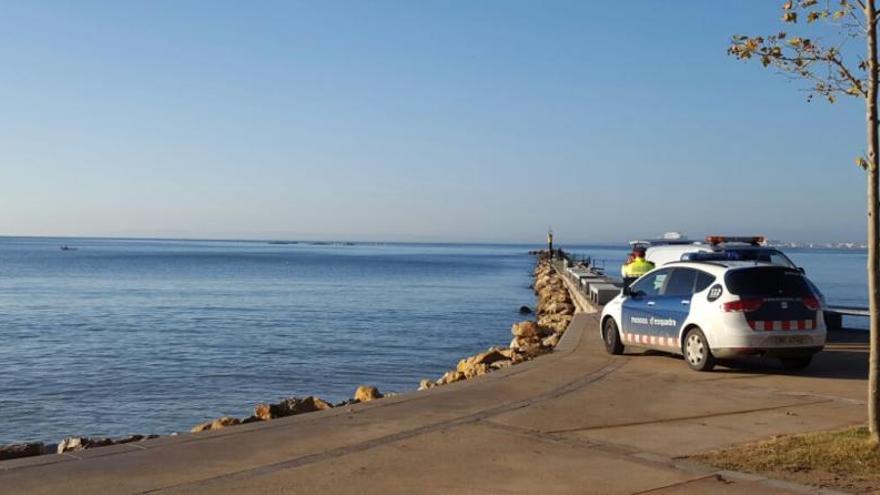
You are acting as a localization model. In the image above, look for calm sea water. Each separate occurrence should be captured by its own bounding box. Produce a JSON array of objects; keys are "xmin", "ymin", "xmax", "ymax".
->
[{"xmin": 0, "ymin": 238, "xmax": 869, "ymax": 444}]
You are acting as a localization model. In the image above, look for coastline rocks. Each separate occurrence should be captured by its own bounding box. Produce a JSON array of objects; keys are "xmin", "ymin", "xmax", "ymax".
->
[
  {"xmin": 0, "ymin": 442, "xmax": 51, "ymax": 461},
  {"xmin": 57, "ymin": 434, "xmax": 157, "ymax": 454},
  {"xmin": 254, "ymin": 396, "xmax": 333, "ymax": 420},
  {"xmin": 419, "ymin": 254, "xmax": 576, "ymax": 392},
  {"xmin": 354, "ymin": 386, "xmax": 383, "ymax": 402},
  {"xmin": 191, "ymin": 416, "xmax": 241, "ymax": 433}
]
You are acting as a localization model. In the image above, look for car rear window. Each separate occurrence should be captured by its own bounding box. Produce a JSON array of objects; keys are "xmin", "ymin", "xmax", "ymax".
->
[{"xmin": 724, "ymin": 267, "xmax": 813, "ymax": 297}]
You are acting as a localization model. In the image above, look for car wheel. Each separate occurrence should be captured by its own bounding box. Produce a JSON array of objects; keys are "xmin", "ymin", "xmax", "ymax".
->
[
  {"xmin": 780, "ymin": 356, "xmax": 812, "ymax": 371},
  {"xmin": 683, "ymin": 327, "xmax": 716, "ymax": 372},
  {"xmin": 603, "ymin": 318, "xmax": 624, "ymax": 355}
]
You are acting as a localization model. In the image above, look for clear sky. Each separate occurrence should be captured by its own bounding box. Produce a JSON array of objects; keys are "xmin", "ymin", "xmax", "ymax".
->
[{"xmin": 0, "ymin": 1, "xmax": 869, "ymax": 244}]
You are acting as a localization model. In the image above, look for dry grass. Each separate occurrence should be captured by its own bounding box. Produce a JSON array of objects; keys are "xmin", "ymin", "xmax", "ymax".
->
[{"xmin": 696, "ymin": 426, "xmax": 880, "ymax": 494}]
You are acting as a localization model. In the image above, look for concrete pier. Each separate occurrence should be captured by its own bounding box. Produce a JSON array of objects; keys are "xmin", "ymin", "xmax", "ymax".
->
[{"xmin": 0, "ymin": 310, "xmax": 867, "ymax": 494}]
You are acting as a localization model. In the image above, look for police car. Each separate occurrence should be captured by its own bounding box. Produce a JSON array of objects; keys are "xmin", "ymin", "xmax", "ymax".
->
[
  {"xmin": 645, "ymin": 236, "xmax": 798, "ymax": 269},
  {"xmin": 599, "ymin": 258, "xmax": 826, "ymax": 371}
]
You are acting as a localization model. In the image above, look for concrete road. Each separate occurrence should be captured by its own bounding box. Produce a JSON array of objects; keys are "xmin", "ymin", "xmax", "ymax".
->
[{"xmin": 0, "ymin": 313, "xmax": 867, "ymax": 494}]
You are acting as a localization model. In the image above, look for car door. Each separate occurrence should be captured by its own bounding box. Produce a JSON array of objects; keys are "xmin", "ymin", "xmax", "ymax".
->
[
  {"xmin": 650, "ymin": 268, "xmax": 698, "ymax": 347},
  {"xmin": 621, "ymin": 268, "xmax": 671, "ymax": 344}
]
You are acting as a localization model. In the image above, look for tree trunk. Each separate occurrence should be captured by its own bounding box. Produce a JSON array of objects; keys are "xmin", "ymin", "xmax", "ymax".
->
[{"xmin": 867, "ymin": 0, "xmax": 880, "ymax": 445}]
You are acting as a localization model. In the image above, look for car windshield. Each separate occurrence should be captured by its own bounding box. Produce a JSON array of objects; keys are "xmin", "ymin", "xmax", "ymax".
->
[
  {"xmin": 719, "ymin": 248, "xmax": 796, "ymax": 268},
  {"xmin": 724, "ymin": 267, "xmax": 813, "ymax": 297}
]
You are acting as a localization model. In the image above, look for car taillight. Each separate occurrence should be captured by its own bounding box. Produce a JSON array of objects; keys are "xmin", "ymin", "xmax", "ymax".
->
[
  {"xmin": 722, "ymin": 298, "xmax": 763, "ymax": 312},
  {"xmin": 803, "ymin": 296, "xmax": 820, "ymax": 311}
]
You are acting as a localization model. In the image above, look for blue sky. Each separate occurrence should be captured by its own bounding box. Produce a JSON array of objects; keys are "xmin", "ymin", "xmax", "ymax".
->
[{"xmin": 0, "ymin": 1, "xmax": 868, "ymax": 243}]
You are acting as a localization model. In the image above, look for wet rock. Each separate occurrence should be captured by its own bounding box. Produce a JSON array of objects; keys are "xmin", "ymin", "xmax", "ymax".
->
[
  {"xmin": 0, "ymin": 442, "xmax": 47, "ymax": 460},
  {"xmin": 518, "ymin": 305, "xmax": 533, "ymax": 314},
  {"xmin": 418, "ymin": 379, "xmax": 436, "ymax": 391},
  {"xmin": 354, "ymin": 386, "xmax": 383, "ymax": 402},
  {"xmin": 191, "ymin": 416, "xmax": 240, "ymax": 433},
  {"xmin": 241, "ymin": 415, "xmax": 262, "ymax": 424}
]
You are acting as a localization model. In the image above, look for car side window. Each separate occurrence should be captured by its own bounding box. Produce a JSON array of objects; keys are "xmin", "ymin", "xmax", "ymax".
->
[
  {"xmin": 664, "ymin": 268, "xmax": 697, "ymax": 297},
  {"xmin": 630, "ymin": 269, "xmax": 670, "ymax": 297},
  {"xmin": 694, "ymin": 271, "xmax": 715, "ymax": 293}
]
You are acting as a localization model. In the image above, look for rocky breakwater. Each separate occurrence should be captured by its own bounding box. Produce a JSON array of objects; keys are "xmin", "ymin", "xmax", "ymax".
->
[
  {"xmin": 189, "ymin": 385, "xmax": 387, "ymax": 433},
  {"xmin": 419, "ymin": 253, "xmax": 575, "ymax": 390}
]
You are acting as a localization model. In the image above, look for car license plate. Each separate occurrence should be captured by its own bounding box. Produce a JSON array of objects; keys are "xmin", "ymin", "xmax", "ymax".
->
[{"xmin": 767, "ymin": 335, "xmax": 811, "ymax": 345}]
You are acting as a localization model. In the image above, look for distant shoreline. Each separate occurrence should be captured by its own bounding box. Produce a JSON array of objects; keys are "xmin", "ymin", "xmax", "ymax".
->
[{"xmin": 0, "ymin": 235, "xmax": 868, "ymax": 251}]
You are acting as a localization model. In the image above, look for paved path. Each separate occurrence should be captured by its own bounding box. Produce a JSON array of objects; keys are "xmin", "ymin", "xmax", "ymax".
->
[{"xmin": 0, "ymin": 313, "xmax": 867, "ymax": 494}]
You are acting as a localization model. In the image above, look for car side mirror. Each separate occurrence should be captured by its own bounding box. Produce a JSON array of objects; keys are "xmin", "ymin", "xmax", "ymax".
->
[
  {"xmin": 798, "ymin": 267, "xmax": 806, "ymax": 274},
  {"xmin": 623, "ymin": 286, "xmax": 642, "ymax": 298}
]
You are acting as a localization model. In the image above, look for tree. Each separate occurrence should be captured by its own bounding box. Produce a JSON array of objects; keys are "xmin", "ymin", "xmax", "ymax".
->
[{"xmin": 729, "ymin": 0, "xmax": 880, "ymax": 443}]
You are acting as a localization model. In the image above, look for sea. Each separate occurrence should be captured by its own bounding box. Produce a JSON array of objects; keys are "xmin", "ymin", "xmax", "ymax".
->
[{"xmin": 0, "ymin": 237, "xmax": 870, "ymax": 444}]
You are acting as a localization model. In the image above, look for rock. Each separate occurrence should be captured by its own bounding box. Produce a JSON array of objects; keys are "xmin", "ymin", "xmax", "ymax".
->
[
  {"xmin": 0, "ymin": 442, "xmax": 47, "ymax": 460},
  {"xmin": 457, "ymin": 349, "xmax": 508, "ymax": 371},
  {"xmin": 293, "ymin": 396, "xmax": 333, "ymax": 414},
  {"xmin": 418, "ymin": 379, "xmax": 436, "ymax": 391},
  {"xmin": 518, "ymin": 305, "xmax": 533, "ymax": 314},
  {"xmin": 190, "ymin": 416, "xmax": 240, "ymax": 433},
  {"xmin": 254, "ymin": 403, "xmax": 273, "ymax": 421},
  {"xmin": 354, "ymin": 385, "xmax": 383, "ymax": 402},
  {"xmin": 255, "ymin": 396, "xmax": 333, "ymax": 420},
  {"xmin": 490, "ymin": 359, "xmax": 513, "ymax": 370},
  {"xmin": 436, "ymin": 370, "xmax": 465, "ymax": 385},
  {"xmin": 57, "ymin": 437, "xmax": 115, "ymax": 454},
  {"xmin": 241, "ymin": 415, "xmax": 261, "ymax": 424},
  {"xmin": 542, "ymin": 333, "xmax": 561, "ymax": 348},
  {"xmin": 511, "ymin": 321, "xmax": 542, "ymax": 339}
]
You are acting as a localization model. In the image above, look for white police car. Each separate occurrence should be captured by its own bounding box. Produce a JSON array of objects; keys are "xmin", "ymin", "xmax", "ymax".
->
[{"xmin": 599, "ymin": 259, "xmax": 826, "ymax": 371}]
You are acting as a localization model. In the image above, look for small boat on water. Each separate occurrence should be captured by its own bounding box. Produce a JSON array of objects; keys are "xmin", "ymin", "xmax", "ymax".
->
[{"xmin": 60, "ymin": 245, "xmax": 78, "ymax": 251}]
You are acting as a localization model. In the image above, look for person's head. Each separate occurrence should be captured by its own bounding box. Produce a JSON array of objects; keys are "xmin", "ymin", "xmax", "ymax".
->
[{"xmin": 633, "ymin": 247, "xmax": 647, "ymax": 259}]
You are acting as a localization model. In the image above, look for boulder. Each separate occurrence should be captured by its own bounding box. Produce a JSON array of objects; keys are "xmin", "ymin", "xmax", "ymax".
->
[
  {"xmin": 0, "ymin": 442, "xmax": 47, "ymax": 461},
  {"xmin": 458, "ymin": 362, "xmax": 490, "ymax": 379},
  {"xmin": 254, "ymin": 396, "xmax": 333, "ymax": 420},
  {"xmin": 511, "ymin": 321, "xmax": 543, "ymax": 339},
  {"xmin": 542, "ymin": 333, "xmax": 561, "ymax": 348},
  {"xmin": 354, "ymin": 385, "xmax": 383, "ymax": 402},
  {"xmin": 518, "ymin": 305, "xmax": 533, "ymax": 314},
  {"xmin": 490, "ymin": 359, "xmax": 513, "ymax": 370},
  {"xmin": 457, "ymin": 349, "xmax": 508, "ymax": 370},
  {"xmin": 436, "ymin": 370, "xmax": 465, "ymax": 385},
  {"xmin": 418, "ymin": 379, "xmax": 436, "ymax": 391},
  {"xmin": 57, "ymin": 437, "xmax": 115, "ymax": 454},
  {"xmin": 293, "ymin": 396, "xmax": 333, "ymax": 414},
  {"xmin": 190, "ymin": 416, "xmax": 240, "ymax": 433}
]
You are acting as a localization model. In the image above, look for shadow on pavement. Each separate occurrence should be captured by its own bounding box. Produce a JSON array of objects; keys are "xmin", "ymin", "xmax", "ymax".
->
[{"xmin": 632, "ymin": 330, "xmax": 868, "ymax": 380}]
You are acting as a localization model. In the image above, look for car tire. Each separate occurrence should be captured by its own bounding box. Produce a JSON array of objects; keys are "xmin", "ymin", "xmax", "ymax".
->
[
  {"xmin": 683, "ymin": 327, "xmax": 716, "ymax": 372},
  {"xmin": 780, "ymin": 356, "xmax": 812, "ymax": 371},
  {"xmin": 603, "ymin": 318, "xmax": 624, "ymax": 355}
]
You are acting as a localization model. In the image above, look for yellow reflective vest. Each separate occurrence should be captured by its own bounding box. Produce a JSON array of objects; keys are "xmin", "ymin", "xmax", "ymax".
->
[{"xmin": 622, "ymin": 257, "xmax": 654, "ymax": 278}]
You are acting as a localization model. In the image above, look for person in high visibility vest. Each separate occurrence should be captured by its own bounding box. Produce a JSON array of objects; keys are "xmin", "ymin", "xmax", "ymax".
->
[{"xmin": 621, "ymin": 247, "xmax": 655, "ymax": 286}]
